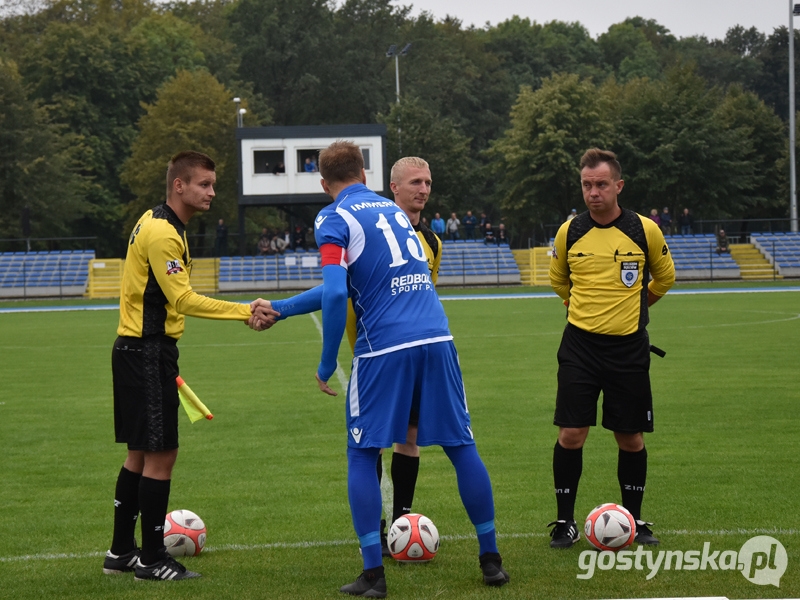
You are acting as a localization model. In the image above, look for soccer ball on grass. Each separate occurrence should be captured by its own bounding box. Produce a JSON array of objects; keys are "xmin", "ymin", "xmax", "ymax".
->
[
  {"xmin": 164, "ymin": 509, "xmax": 207, "ymax": 557},
  {"xmin": 584, "ymin": 503, "xmax": 636, "ymax": 551},
  {"xmin": 387, "ymin": 513, "xmax": 439, "ymax": 562}
]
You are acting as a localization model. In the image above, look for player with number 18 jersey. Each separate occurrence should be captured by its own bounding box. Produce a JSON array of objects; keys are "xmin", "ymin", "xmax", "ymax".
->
[{"xmin": 316, "ymin": 182, "xmax": 473, "ymax": 450}]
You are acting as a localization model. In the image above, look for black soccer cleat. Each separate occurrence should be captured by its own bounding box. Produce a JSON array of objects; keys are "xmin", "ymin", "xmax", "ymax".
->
[
  {"xmin": 102, "ymin": 548, "xmax": 140, "ymax": 574},
  {"xmin": 134, "ymin": 555, "xmax": 201, "ymax": 581},
  {"xmin": 479, "ymin": 552, "xmax": 510, "ymax": 587},
  {"xmin": 635, "ymin": 520, "xmax": 660, "ymax": 546},
  {"xmin": 339, "ymin": 567, "xmax": 387, "ymax": 598},
  {"xmin": 548, "ymin": 520, "xmax": 580, "ymax": 548}
]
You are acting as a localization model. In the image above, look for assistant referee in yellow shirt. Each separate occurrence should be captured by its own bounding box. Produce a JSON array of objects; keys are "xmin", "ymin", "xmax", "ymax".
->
[
  {"xmin": 104, "ymin": 151, "xmax": 278, "ymax": 580},
  {"xmin": 547, "ymin": 148, "xmax": 675, "ymax": 549}
]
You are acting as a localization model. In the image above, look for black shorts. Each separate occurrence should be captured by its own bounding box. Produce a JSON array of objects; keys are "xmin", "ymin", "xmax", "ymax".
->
[
  {"xmin": 112, "ymin": 335, "xmax": 180, "ymax": 451},
  {"xmin": 554, "ymin": 323, "xmax": 653, "ymax": 433}
]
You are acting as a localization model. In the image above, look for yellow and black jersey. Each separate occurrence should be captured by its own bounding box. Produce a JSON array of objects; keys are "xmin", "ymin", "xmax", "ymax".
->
[
  {"xmin": 118, "ymin": 204, "xmax": 251, "ymax": 340},
  {"xmin": 345, "ymin": 221, "xmax": 441, "ymax": 350},
  {"xmin": 549, "ymin": 208, "xmax": 675, "ymax": 336}
]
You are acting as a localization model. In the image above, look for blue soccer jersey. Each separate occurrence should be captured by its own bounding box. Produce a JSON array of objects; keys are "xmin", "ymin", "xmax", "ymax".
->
[{"xmin": 315, "ymin": 183, "xmax": 452, "ymax": 358}]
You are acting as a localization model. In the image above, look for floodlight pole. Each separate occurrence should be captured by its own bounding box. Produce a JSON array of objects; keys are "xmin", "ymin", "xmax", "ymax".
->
[
  {"xmin": 386, "ymin": 43, "xmax": 411, "ymax": 155},
  {"xmin": 791, "ymin": 4, "xmax": 798, "ymax": 232},
  {"xmin": 233, "ymin": 97, "xmax": 244, "ymax": 128}
]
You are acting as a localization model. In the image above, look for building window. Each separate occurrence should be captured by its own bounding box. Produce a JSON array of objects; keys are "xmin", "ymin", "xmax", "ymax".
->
[
  {"xmin": 297, "ymin": 150, "xmax": 320, "ymax": 173},
  {"xmin": 254, "ymin": 150, "xmax": 286, "ymax": 174}
]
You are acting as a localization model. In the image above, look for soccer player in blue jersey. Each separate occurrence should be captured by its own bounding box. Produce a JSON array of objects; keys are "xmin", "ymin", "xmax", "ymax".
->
[{"xmin": 309, "ymin": 141, "xmax": 507, "ymax": 596}]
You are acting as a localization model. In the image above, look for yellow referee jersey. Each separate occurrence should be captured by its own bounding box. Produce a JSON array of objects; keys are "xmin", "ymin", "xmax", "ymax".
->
[
  {"xmin": 117, "ymin": 204, "xmax": 251, "ymax": 339},
  {"xmin": 549, "ymin": 209, "xmax": 675, "ymax": 336},
  {"xmin": 346, "ymin": 221, "xmax": 441, "ymax": 350}
]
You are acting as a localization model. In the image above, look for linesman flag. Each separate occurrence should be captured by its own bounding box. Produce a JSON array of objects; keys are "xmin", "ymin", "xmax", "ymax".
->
[{"xmin": 176, "ymin": 375, "xmax": 214, "ymax": 423}]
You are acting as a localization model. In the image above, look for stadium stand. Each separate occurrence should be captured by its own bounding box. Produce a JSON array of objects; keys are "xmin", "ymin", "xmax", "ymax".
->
[
  {"xmin": 663, "ymin": 234, "xmax": 740, "ymax": 279},
  {"xmin": 438, "ymin": 239, "xmax": 521, "ymax": 285},
  {"xmin": 217, "ymin": 241, "xmax": 522, "ymax": 291},
  {"xmin": 751, "ymin": 232, "xmax": 800, "ymax": 277},
  {"xmin": 218, "ymin": 251, "xmax": 323, "ymax": 292},
  {"xmin": 0, "ymin": 250, "xmax": 95, "ymax": 298}
]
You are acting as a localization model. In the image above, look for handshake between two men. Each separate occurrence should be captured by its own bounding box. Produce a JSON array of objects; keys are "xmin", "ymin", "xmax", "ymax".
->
[{"xmin": 246, "ymin": 298, "xmax": 281, "ymax": 331}]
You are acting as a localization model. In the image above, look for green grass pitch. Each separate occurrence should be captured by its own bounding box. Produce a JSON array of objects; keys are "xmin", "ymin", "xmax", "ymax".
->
[{"xmin": 0, "ymin": 284, "xmax": 798, "ymax": 599}]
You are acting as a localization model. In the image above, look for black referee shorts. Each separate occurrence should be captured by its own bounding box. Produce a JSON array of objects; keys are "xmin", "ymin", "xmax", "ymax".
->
[
  {"xmin": 554, "ymin": 323, "xmax": 654, "ymax": 433},
  {"xmin": 112, "ymin": 335, "xmax": 180, "ymax": 451}
]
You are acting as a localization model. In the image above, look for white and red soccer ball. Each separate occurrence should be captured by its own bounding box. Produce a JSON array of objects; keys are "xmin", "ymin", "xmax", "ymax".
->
[
  {"xmin": 387, "ymin": 513, "xmax": 440, "ymax": 562},
  {"xmin": 164, "ymin": 509, "xmax": 207, "ymax": 557},
  {"xmin": 584, "ymin": 503, "xmax": 636, "ymax": 551}
]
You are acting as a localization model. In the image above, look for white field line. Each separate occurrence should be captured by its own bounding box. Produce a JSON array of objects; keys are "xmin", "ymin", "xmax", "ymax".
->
[
  {"xmin": 2, "ymin": 286, "xmax": 800, "ymax": 315},
  {"xmin": 1, "ymin": 527, "xmax": 796, "ymax": 564}
]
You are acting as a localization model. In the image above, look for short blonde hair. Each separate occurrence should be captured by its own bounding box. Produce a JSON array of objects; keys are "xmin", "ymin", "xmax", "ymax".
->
[{"xmin": 391, "ymin": 157, "xmax": 429, "ymax": 183}]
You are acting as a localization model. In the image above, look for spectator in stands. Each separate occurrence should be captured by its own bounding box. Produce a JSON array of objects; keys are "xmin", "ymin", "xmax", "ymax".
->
[
  {"xmin": 463, "ymin": 211, "xmax": 477, "ymax": 239},
  {"xmin": 304, "ymin": 157, "xmax": 318, "ymax": 173},
  {"xmin": 271, "ymin": 231, "xmax": 288, "ymax": 254},
  {"xmin": 483, "ymin": 222, "xmax": 496, "ymax": 245},
  {"xmin": 272, "ymin": 162, "xmax": 285, "ymax": 174},
  {"xmin": 431, "ymin": 213, "xmax": 445, "ymax": 237},
  {"xmin": 214, "ymin": 218, "xmax": 228, "ymax": 257},
  {"xmin": 496, "ymin": 223, "xmax": 509, "ymax": 245},
  {"xmin": 480, "ymin": 213, "xmax": 488, "ymax": 237},
  {"xmin": 258, "ymin": 228, "xmax": 274, "ymax": 255},
  {"xmin": 293, "ymin": 225, "xmax": 306, "ymax": 250},
  {"xmin": 678, "ymin": 208, "xmax": 694, "ymax": 235},
  {"xmin": 659, "ymin": 207, "xmax": 671, "ymax": 236},
  {"xmin": 648, "ymin": 209, "xmax": 661, "ymax": 227},
  {"xmin": 446, "ymin": 212, "xmax": 461, "ymax": 241},
  {"xmin": 566, "ymin": 208, "xmax": 577, "ymax": 221},
  {"xmin": 716, "ymin": 229, "xmax": 729, "ymax": 255}
]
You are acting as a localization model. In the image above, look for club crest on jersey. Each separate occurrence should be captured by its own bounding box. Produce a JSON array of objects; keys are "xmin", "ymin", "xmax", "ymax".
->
[
  {"xmin": 620, "ymin": 261, "xmax": 639, "ymax": 287},
  {"xmin": 166, "ymin": 260, "xmax": 183, "ymax": 275}
]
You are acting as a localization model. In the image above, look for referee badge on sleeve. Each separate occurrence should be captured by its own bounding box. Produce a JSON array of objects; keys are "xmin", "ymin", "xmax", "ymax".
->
[{"xmin": 620, "ymin": 261, "xmax": 639, "ymax": 287}]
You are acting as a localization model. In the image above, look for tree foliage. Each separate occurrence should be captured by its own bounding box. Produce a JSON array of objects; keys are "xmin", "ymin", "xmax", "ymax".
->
[
  {"xmin": 488, "ymin": 74, "xmax": 611, "ymax": 232},
  {"xmin": 378, "ymin": 96, "xmax": 475, "ymax": 215},
  {"xmin": 121, "ymin": 69, "xmax": 247, "ymax": 235},
  {"xmin": 0, "ymin": 0, "xmax": 797, "ymax": 252},
  {"xmin": 0, "ymin": 57, "xmax": 90, "ymax": 239}
]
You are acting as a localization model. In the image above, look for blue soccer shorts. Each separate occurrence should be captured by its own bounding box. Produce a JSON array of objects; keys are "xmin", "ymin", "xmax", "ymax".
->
[{"xmin": 345, "ymin": 341, "xmax": 475, "ymax": 448}]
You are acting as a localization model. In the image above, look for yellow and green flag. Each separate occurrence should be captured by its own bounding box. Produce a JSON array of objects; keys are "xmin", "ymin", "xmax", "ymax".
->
[{"xmin": 176, "ymin": 375, "xmax": 213, "ymax": 423}]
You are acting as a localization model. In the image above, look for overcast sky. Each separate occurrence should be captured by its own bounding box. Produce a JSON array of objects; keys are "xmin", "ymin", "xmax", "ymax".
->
[{"xmin": 403, "ymin": 0, "xmax": 789, "ymax": 40}]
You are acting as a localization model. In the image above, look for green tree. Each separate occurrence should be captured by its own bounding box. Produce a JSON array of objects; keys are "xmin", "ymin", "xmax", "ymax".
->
[
  {"xmin": 323, "ymin": 0, "xmax": 409, "ymax": 125},
  {"xmin": 0, "ymin": 57, "xmax": 89, "ymax": 240},
  {"xmin": 121, "ymin": 69, "xmax": 254, "ymax": 238},
  {"xmin": 398, "ymin": 15, "xmax": 511, "ymax": 152},
  {"xmin": 229, "ymin": 0, "xmax": 334, "ymax": 125},
  {"xmin": 488, "ymin": 73, "xmax": 612, "ymax": 237},
  {"xmin": 607, "ymin": 66, "xmax": 752, "ymax": 218},
  {"xmin": 377, "ymin": 96, "xmax": 475, "ymax": 216},
  {"xmin": 127, "ymin": 12, "xmax": 207, "ymax": 90},
  {"xmin": 618, "ymin": 41, "xmax": 660, "ymax": 81},
  {"xmin": 18, "ymin": 21, "xmax": 143, "ymax": 254},
  {"xmin": 714, "ymin": 85, "xmax": 786, "ymax": 218},
  {"xmin": 598, "ymin": 22, "xmax": 650, "ymax": 72},
  {"xmin": 753, "ymin": 26, "xmax": 800, "ymax": 121}
]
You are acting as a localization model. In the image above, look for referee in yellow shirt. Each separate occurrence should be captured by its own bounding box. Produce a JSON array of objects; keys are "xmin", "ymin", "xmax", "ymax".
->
[{"xmin": 547, "ymin": 148, "xmax": 675, "ymax": 548}]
